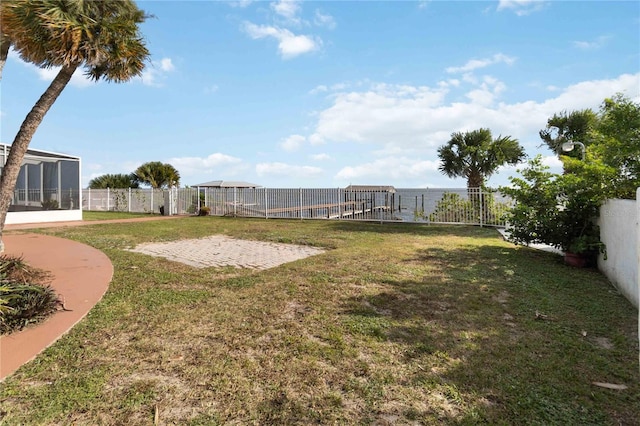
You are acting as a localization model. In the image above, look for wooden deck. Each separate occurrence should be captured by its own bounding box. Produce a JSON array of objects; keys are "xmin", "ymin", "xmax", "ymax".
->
[{"xmin": 237, "ymin": 201, "xmax": 391, "ymax": 219}]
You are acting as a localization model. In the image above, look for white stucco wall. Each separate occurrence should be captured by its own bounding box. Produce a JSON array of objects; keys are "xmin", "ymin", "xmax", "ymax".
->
[
  {"xmin": 6, "ymin": 209, "xmax": 82, "ymax": 225},
  {"xmin": 598, "ymin": 197, "xmax": 639, "ymax": 309}
]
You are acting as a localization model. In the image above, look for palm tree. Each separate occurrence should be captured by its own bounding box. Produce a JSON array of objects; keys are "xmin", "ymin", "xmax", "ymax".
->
[
  {"xmin": 539, "ymin": 109, "xmax": 596, "ymax": 156},
  {"xmin": 437, "ymin": 128, "xmax": 526, "ymax": 188},
  {"xmin": 133, "ymin": 162, "xmax": 180, "ymax": 189},
  {"xmin": 0, "ymin": 0, "xmax": 150, "ymax": 251},
  {"xmin": 88, "ymin": 173, "xmax": 139, "ymax": 189}
]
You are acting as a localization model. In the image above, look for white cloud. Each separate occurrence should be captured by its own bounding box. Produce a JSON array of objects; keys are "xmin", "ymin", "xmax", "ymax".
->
[
  {"xmin": 465, "ymin": 75, "xmax": 506, "ymax": 106},
  {"xmin": 256, "ymin": 162, "xmax": 323, "ymax": 177},
  {"xmin": 572, "ymin": 35, "xmax": 612, "ymax": 50},
  {"xmin": 280, "ymin": 134, "xmax": 306, "ymax": 152},
  {"xmin": 35, "ymin": 66, "xmax": 94, "ymax": 88},
  {"xmin": 229, "ymin": 0, "xmax": 253, "ymax": 7},
  {"xmin": 271, "ymin": 0, "xmax": 301, "ymax": 20},
  {"xmin": 160, "ymin": 58, "xmax": 175, "ymax": 72},
  {"xmin": 243, "ymin": 22, "xmax": 320, "ymax": 59},
  {"xmin": 304, "ymin": 73, "xmax": 640, "ymax": 160},
  {"xmin": 314, "ymin": 10, "xmax": 336, "ymax": 29},
  {"xmin": 309, "ymin": 82, "xmax": 349, "ymax": 95},
  {"xmin": 310, "ymin": 83, "xmax": 450, "ymax": 148},
  {"xmin": 8, "ymin": 48, "xmax": 94, "ymax": 88},
  {"xmin": 139, "ymin": 57, "xmax": 176, "ymax": 87},
  {"xmin": 497, "ymin": 0, "xmax": 546, "ymax": 16},
  {"xmin": 541, "ymin": 155, "xmax": 563, "ymax": 169},
  {"xmin": 446, "ymin": 53, "xmax": 516, "ymax": 74},
  {"xmin": 309, "ymin": 85, "xmax": 328, "ymax": 95},
  {"xmin": 336, "ymin": 157, "xmax": 440, "ymax": 181},
  {"xmin": 310, "ymin": 153, "xmax": 331, "ymax": 161},
  {"xmin": 308, "ymin": 133, "xmax": 325, "ymax": 145},
  {"xmin": 168, "ymin": 153, "xmax": 244, "ymax": 179}
]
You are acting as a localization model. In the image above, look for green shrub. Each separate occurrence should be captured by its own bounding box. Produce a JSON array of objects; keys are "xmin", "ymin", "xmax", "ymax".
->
[
  {"xmin": 0, "ymin": 255, "xmax": 61, "ymax": 335},
  {"xmin": 41, "ymin": 198, "xmax": 59, "ymax": 210},
  {"xmin": 198, "ymin": 206, "xmax": 211, "ymax": 216},
  {"xmin": 0, "ymin": 282, "xmax": 61, "ymax": 334},
  {"xmin": 426, "ymin": 191, "xmax": 509, "ymax": 226},
  {"xmin": 500, "ymin": 156, "xmax": 608, "ymax": 256}
]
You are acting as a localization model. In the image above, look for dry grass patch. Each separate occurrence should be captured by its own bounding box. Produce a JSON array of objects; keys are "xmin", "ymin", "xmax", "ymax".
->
[{"xmin": 0, "ymin": 217, "xmax": 638, "ymax": 425}]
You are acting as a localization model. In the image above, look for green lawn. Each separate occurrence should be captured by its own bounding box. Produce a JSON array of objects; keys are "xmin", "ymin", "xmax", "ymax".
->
[
  {"xmin": 1, "ymin": 217, "xmax": 638, "ymax": 425},
  {"xmin": 82, "ymin": 211, "xmax": 157, "ymax": 221}
]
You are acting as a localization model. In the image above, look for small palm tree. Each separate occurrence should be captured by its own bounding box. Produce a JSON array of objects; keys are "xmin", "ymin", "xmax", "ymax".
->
[
  {"xmin": 437, "ymin": 128, "xmax": 526, "ymax": 188},
  {"xmin": 133, "ymin": 162, "xmax": 180, "ymax": 189},
  {"xmin": 539, "ymin": 109, "xmax": 596, "ymax": 156},
  {"xmin": 88, "ymin": 173, "xmax": 139, "ymax": 189},
  {"xmin": 0, "ymin": 0, "xmax": 150, "ymax": 252}
]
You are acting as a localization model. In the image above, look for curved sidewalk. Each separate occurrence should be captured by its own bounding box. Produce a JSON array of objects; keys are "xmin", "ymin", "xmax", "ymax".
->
[{"xmin": 0, "ymin": 233, "xmax": 113, "ymax": 381}]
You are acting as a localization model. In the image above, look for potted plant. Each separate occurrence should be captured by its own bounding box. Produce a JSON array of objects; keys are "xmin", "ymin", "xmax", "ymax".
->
[{"xmin": 501, "ymin": 156, "xmax": 608, "ymax": 267}]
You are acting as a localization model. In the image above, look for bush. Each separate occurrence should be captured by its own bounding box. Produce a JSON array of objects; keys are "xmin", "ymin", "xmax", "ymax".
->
[
  {"xmin": 198, "ymin": 206, "xmax": 211, "ymax": 216},
  {"xmin": 0, "ymin": 255, "xmax": 61, "ymax": 335},
  {"xmin": 0, "ymin": 282, "xmax": 61, "ymax": 334},
  {"xmin": 41, "ymin": 198, "xmax": 59, "ymax": 210},
  {"xmin": 500, "ymin": 156, "xmax": 608, "ymax": 257},
  {"xmin": 426, "ymin": 191, "xmax": 510, "ymax": 226}
]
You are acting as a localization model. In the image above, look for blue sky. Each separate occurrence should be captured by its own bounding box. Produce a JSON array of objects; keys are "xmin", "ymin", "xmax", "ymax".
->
[{"xmin": 2, "ymin": 0, "xmax": 639, "ymax": 188}]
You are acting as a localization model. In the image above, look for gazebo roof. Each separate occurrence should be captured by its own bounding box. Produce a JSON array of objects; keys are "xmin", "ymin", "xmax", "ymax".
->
[{"xmin": 193, "ymin": 180, "xmax": 261, "ymax": 188}]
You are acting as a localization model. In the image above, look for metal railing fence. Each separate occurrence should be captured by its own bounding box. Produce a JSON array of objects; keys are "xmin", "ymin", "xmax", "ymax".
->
[
  {"xmin": 11, "ymin": 188, "xmax": 81, "ymax": 210},
  {"xmin": 82, "ymin": 187, "xmax": 512, "ymax": 227}
]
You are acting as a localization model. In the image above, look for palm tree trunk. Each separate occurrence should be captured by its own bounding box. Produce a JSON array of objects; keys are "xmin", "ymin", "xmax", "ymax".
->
[
  {"xmin": 467, "ymin": 170, "xmax": 484, "ymax": 220},
  {"xmin": 0, "ymin": 63, "xmax": 78, "ymax": 252},
  {"xmin": 467, "ymin": 170, "xmax": 484, "ymax": 189}
]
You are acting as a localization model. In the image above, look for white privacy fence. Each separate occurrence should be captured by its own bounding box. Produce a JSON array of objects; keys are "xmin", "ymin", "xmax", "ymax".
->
[
  {"xmin": 597, "ymin": 195, "xmax": 639, "ymax": 310},
  {"xmin": 83, "ymin": 188, "xmax": 165, "ymax": 214},
  {"xmin": 83, "ymin": 187, "xmax": 512, "ymax": 227}
]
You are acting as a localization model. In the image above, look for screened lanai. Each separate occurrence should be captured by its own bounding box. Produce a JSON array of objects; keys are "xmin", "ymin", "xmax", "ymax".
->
[{"xmin": 1, "ymin": 144, "xmax": 82, "ymax": 224}]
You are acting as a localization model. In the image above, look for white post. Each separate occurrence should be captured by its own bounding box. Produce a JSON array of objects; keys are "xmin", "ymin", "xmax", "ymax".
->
[
  {"xmin": 128, "ymin": 188, "xmax": 132, "ymax": 213},
  {"xmin": 78, "ymin": 158, "xmax": 82, "ymax": 214},
  {"xmin": 299, "ymin": 188, "xmax": 303, "ymax": 219},
  {"xmin": 150, "ymin": 189, "xmax": 154, "ymax": 214},
  {"xmin": 264, "ymin": 187, "xmax": 268, "ymax": 219},
  {"xmin": 88, "ymin": 188, "xmax": 91, "ymax": 211},
  {"xmin": 56, "ymin": 161, "xmax": 62, "ymax": 207},
  {"xmin": 107, "ymin": 187, "xmax": 110, "ymax": 211},
  {"xmin": 479, "ymin": 187, "xmax": 484, "ymax": 228}
]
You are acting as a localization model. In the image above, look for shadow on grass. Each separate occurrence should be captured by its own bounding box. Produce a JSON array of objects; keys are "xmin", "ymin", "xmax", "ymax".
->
[
  {"xmin": 340, "ymin": 243, "xmax": 640, "ymax": 424},
  {"xmin": 325, "ymin": 220, "xmax": 505, "ymax": 239}
]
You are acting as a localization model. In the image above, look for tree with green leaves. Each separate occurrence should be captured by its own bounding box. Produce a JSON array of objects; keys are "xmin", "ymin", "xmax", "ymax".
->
[
  {"xmin": 88, "ymin": 173, "xmax": 139, "ymax": 189},
  {"xmin": 437, "ymin": 128, "xmax": 526, "ymax": 188},
  {"xmin": 539, "ymin": 109, "xmax": 597, "ymax": 156},
  {"xmin": 133, "ymin": 162, "xmax": 180, "ymax": 189},
  {"xmin": 590, "ymin": 94, "xmax": 640, "ymax": 199},
  {"xmin": 501, "ymin": 155, "xmax": 611, "ymax": 258},
  {"xmin": 0, "ymin": 0, "xmax": 150, "ymax": 252},
  {"xmin": 540, "ymin": 94, "xmax": 639, "ymax": 199}
]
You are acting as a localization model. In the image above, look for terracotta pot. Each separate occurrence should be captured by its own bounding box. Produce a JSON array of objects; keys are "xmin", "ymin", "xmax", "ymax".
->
[{"xmin": 564, "ymin": 251, "xmax": 589, "ymax": 268}]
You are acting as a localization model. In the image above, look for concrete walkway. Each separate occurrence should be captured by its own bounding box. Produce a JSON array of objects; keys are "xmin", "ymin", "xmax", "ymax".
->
[
  {"xmin": 497, "ymin": 228, "xmax": 563, "ymax": 255},
  {"xmin": 0, "ymin": 233, "xmax": 113, "ymax": 381}
]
